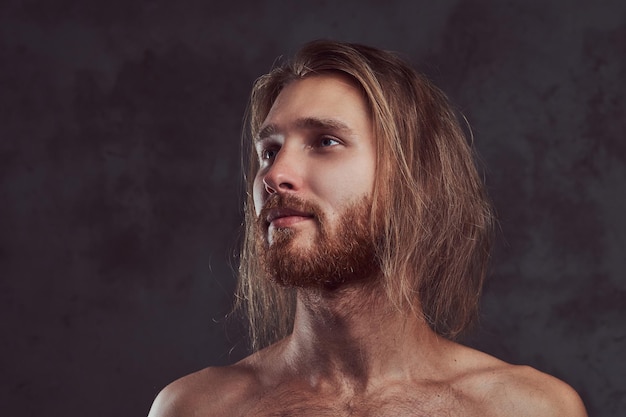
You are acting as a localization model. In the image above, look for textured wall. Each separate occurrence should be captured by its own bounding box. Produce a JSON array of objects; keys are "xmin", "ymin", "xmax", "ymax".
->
[{"xmin": 1, "ymin": 1, "xmax": 624, "ymax": 416}]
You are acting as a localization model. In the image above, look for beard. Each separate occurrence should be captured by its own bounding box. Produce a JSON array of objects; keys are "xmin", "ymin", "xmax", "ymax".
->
[{"xmin": 256, "ymin": 194, "xmax": 380, "ymax": 289}]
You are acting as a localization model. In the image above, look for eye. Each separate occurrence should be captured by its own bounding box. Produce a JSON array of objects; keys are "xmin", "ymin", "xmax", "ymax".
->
[
  {"xmin": 261, "ymin": 148, "xmax": 278, "ymax": 160},
  {"xmin": 318, "ymin": 136, "xmax": 341, "ymax": 148},
  {"xmin": 256, "ymin": 138, "xmax": 280, "ymax": 163}
]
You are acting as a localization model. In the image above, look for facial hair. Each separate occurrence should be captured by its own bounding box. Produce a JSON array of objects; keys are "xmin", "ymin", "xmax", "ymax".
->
[{"xmin": 256, "ymin": 194, "xmax": 379, "ymax": 289}]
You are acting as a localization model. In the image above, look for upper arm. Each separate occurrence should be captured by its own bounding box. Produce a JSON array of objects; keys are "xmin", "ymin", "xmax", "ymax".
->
[
  {"xmin": 541, "ymin": 378, "xmax": 588, "ymax": 417},
  {"xmin": 494, "ymin": 366, "xmax": 588, "ymax": 417},
  {"xmin": 147, "ymin": 382, "xmax": 188, "ymax": 417},
  {"xmin": 147, "ymin": 370, "xmax": 217, "ymax": 417},
  {"xmin": 146, "ymin": 366, "xmax": 255, "ymax": 417}
]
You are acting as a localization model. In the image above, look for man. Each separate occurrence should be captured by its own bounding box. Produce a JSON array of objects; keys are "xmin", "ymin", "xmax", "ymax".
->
[{"xmin": 149, "ymin": 40, "xmax": 587, "ymax": 416}]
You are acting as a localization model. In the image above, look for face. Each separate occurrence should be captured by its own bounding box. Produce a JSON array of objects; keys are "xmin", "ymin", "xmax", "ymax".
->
[{"xmin": 253, "ymin": 73, "xmax": 379, "ymax": 287}]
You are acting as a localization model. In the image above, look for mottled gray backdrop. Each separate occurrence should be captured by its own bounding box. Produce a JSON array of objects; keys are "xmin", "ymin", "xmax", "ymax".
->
[{"xmin": 1, "ymin": 0, "xmax": 624, "ymax": 416}]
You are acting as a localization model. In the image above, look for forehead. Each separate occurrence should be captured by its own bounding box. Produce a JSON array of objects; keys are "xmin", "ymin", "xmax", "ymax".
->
[{"xmin": 259, "ymin": 73, "xmax": 371, "ymax": 136}]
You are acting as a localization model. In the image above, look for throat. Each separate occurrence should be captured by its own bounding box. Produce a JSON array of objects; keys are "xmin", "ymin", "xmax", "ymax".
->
[{"xmin": 283, "ymin": 284, "xmax": 434, "ymax": 390}]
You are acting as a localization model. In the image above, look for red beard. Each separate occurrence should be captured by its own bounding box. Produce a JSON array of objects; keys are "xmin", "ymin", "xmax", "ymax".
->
[{"xmin": 256, "ymin": 194, "xmax": 379, "ymax": 289}]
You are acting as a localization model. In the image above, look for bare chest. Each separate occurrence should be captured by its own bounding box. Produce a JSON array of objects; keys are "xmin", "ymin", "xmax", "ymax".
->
[{"xmin": 234, "ymin": 385, "xmax": 485, "ymax": 417}]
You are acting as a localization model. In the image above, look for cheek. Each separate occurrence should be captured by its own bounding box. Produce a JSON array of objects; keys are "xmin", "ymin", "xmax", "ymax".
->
[
  {"xmin": 311, "ymin": 161, "xmax": 375, "ymax": 210},
  {"xmin": 350, "ymin": 168, "xmax": 375, "ymax": 195}
]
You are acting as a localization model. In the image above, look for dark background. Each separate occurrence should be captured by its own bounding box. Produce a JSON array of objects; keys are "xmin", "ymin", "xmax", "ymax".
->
[{"xmin": 1, "ymin": 0, "xmax": 624, "ymax": 416}]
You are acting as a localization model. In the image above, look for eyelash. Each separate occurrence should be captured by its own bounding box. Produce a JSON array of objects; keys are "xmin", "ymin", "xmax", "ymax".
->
[
  {"xmin": 261, "ymin": 148, "xmax": 278, "ymax": 160},
  {"xmin": 318, "ymin": 136, "xmax": 341, "ymax": 147},
  {"xmin": 258, "ymin": 136, "xmax": 342, "ymax": 161}
]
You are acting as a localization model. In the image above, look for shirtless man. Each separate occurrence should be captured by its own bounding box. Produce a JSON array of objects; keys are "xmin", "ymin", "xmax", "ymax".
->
[{"xmin": 148, "ymin": 40, "xmax": 587, "ymax": 416}]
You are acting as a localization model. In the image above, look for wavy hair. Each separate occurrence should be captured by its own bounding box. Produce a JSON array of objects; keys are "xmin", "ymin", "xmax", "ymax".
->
[{"xmin": 236, "ymin": 40, "xmax": 494, "ymax": 351}]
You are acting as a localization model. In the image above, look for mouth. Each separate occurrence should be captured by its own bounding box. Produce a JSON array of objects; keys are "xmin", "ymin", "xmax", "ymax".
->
[{"xmin": 266, "ymin": 207, "xmax": 314, "ymax": 227}]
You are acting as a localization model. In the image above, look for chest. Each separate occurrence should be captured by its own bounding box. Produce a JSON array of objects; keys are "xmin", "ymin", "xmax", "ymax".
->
[{"xmin": 237, "ymin": 385, "xmax": 484, "ymax": 417}]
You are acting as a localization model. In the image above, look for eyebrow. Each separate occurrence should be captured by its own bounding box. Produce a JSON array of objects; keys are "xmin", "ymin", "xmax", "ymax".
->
[{"xmin": 256, "ymin": 117, "xmax": 354, "ymax": 141}]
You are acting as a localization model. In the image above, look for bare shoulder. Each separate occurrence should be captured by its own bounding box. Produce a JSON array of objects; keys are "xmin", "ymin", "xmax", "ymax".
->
[
  {"xmin": 147, "ymin": 361, "xmax": 260, "ymax": 417},
  {"xmin": 487, "ymin": 364, "xmax": 587, "ymax": 417},
  {"xmin": 454, "ymin": 347, "xmax": 588, "ymax": 417}
]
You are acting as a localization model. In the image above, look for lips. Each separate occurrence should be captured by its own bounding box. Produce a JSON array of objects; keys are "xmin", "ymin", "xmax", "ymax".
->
[{"xmin": 266, "ymin": 207, "xmax": 314, "ymax": 224}]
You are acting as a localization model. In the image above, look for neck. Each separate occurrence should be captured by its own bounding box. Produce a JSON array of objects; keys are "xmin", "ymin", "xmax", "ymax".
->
[{"xmin": 279, "ymin": 281, "xmax": 452, "ymax": 392}]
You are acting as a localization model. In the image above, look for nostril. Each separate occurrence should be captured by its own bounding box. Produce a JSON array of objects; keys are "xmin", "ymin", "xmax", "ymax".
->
[
  {"xmin": 261, "ymin": 155, "xmax": 299, "ymax": 193},
  {"xmin": 263, "ymin": 176, "xmax": 295, "ymax": 194},
  {"xmin": 264, "ymin": 181, "xmax": 277, "ymax": 194}
]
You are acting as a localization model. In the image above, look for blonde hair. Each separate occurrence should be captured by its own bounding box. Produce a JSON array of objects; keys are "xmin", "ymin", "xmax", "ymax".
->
[{"xmin": 237, "ymin": 40, "xmax": 494, "ymax": 351}]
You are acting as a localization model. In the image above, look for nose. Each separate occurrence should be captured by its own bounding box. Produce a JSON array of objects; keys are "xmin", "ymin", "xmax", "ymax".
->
[{"xmin": 262, "ymin": 148, "xmax": 302, "ymax": 195}]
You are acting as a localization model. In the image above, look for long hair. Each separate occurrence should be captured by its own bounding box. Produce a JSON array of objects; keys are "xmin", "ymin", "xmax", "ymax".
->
[{"xmin": 237, "ymin": 40, "xmax": 494, "ymax": 351}]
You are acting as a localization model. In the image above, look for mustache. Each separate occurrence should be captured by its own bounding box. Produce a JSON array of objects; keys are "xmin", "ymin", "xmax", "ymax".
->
[{"xmin": 258, "ymin": 194, "xmax": 324, "ymax": 225}]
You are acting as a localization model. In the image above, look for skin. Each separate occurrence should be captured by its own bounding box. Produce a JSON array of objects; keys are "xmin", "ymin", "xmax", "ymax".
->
[
  {"xmin": 148, "ymin": 74, "xmax": 588, "ymax": 417},
  {"xmin": 253, "ymin": 73, "xmax": 376, "ymax": 251}
]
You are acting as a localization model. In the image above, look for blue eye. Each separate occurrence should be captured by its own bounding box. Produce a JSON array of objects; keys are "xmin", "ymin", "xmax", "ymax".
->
[{"xmin": 319, "ymin": 137, "xmax": 340, "ymax": 147}]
